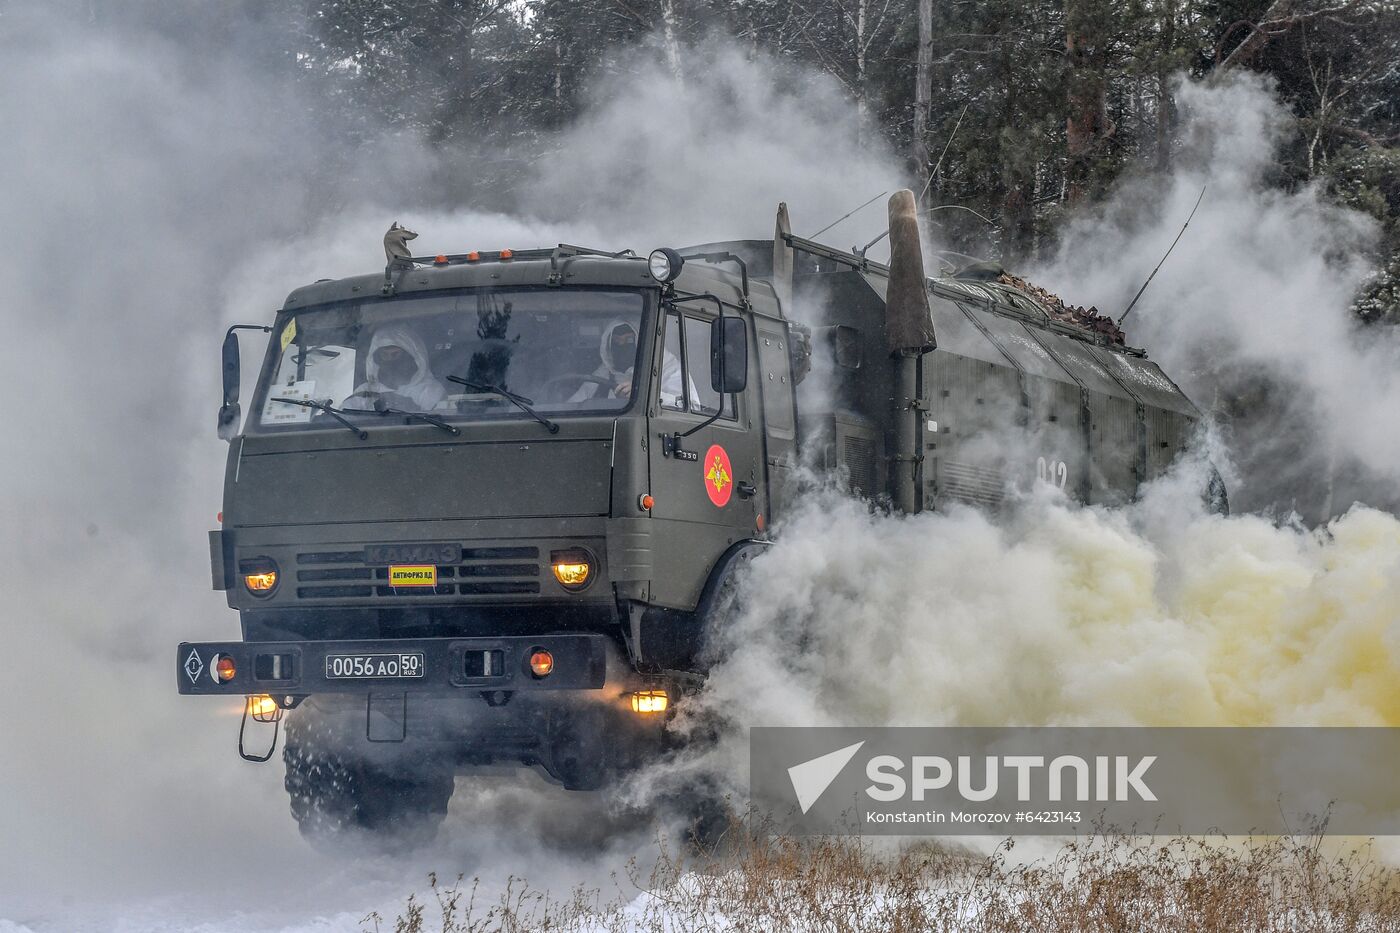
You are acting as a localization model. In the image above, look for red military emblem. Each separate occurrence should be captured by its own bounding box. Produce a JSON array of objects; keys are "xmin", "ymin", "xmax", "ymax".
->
[{"xmin": 703, "ymin": 444, "xmax": 733, "ymax": 507}]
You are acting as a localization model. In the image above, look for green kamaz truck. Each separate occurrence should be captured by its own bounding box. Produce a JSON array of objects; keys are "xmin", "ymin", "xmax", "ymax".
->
[{"xmin": 178, "ymin": 192, "xmax": 1215, "ymax": 846}]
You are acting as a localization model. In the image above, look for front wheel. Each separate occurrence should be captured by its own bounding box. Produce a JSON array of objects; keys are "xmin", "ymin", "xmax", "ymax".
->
[{"xmin": 282, "ymin": 701, "xmax": 454, "ymax": 853}]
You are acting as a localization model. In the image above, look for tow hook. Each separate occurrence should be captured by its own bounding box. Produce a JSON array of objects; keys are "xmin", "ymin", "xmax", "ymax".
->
[{"xmin": 482, "ymin": 690, "xmax": 514, "ymax": 707}]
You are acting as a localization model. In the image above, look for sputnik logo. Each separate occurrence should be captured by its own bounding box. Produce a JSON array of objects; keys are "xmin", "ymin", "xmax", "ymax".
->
[{"xmin": 787, "ymin": 741, "xmax": 865, "ymax": 814}]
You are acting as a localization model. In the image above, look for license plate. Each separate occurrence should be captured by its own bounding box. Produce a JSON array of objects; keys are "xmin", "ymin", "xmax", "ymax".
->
[{"xmin": 325, "ymin": 653, "xmax": 425, "ymax": 679}]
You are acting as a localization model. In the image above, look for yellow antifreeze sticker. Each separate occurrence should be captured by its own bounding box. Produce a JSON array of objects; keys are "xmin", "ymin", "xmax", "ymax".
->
[{"xmin": 389, "ymin": 564, "xmax": 437, "ymax": 587}]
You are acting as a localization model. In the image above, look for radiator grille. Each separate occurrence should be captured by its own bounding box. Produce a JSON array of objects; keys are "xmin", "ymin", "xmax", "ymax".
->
[
  {"xmin": 841, "ymin": 435, "xmax": 877, "ymax": 496},
  {"xmin": 294, "ymin": 546, "xmax": 541, "ymax": 600},
  {"xmin": 939, "ymin": 461, "xmax": 1005, "ymax": 506}
]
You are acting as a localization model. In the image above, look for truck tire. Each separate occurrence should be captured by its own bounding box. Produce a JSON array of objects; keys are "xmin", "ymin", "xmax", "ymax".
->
[
  {"xmin": 282, "ymin": 700, "xmax": 454, "ymax": 853},
  {"xmin": 695, "ymin": 540, "xmax": 766, "ymax": 669}
]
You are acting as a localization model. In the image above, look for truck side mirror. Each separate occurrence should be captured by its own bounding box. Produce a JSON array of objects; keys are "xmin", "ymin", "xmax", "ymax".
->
[
  {"xmin": 217, "ymin": 331, "xmax": 241, "ymax": 442},
  {"xmin": 710, "ymin": 317, "xmax": 748, "ymax": 394}
]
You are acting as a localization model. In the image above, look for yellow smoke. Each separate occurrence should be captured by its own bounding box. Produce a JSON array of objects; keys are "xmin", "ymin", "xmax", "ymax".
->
[{"xmin": 703, "ymin": 479, "xmax": 1400, "ymax": 733}]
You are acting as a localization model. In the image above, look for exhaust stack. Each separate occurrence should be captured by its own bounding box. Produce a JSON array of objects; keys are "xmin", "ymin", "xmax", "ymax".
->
[
  {"xmin": 884, "ymin": 190, "xmax": 936, "ymax": 354},
  {"xmin": 884, "ymin": 189, "xmax": 935, "ymax": 513},
  {"xmin": 772, "ymin": 201, "xmax": 794, "ymax": 313}
]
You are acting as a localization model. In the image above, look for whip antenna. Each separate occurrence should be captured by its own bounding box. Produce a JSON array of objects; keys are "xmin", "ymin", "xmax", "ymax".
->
[
  {"xmin": 1118, "ymin": 184, "xmax": 1207, "ymax": 325},
  {"xmin": 810, "ymin": 190, "xmax": 889, "ymax": 239}
]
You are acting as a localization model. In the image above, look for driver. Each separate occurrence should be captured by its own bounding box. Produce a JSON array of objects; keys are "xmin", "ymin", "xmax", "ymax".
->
[
  {"xmin": 569, "ymin": 319, "xmax": 687, "ymax": 404},
  {"xmin": 342, "ymin": 325, "xmax": 446, "ymax": 412},
  {"xmin": 570, "ymin": 320, "xmax": 640, "ymax": 402}
]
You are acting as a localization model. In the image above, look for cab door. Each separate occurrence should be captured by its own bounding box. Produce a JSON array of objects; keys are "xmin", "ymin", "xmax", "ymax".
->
[
  {"xmin": 752, "ymin": 317, "xmax": 798, "ymax": 521},
  {"xmin": 646, "ymin": 306, "xmax": 761, "ymax": 611}
]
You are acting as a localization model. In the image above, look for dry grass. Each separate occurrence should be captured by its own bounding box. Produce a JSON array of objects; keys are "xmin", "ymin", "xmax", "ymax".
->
[{"xmin": 364, "ymin": 821, "xmax": 1400, "ymax": 932}]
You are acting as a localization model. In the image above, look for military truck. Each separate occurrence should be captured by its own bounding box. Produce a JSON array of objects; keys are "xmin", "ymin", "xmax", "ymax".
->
[{"xmin": 177, "ymin": 191, "xmax": 1214, "ymax": 846}]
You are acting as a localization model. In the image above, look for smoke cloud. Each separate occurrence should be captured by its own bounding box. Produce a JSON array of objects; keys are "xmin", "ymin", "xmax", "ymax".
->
[
  {"xmin": 1035, "ymin": 74, "xmax": 1399, "ymax": 519},
  {"xmin": 692, "ymin": 466, "xmax": 1400, "ymax": 738},
  {"xmin": 650, "ymin": 74, "xmax": 1400, "ymax": 846},
  {"xmin": 2, "ymin": 1, "xmax": 1397, "ymax": 928},
  {"xmin": 0, "ymin": 5, "xmax": 895, "ymax": 928}
]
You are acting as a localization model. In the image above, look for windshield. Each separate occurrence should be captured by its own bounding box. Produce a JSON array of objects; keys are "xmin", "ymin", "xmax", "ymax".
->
[{"xmin": 256, "ymin": 289, "xmax": 646, "ymax": 430}]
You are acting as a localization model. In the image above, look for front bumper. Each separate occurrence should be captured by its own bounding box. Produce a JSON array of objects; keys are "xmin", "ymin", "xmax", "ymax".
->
[{"xmin": 176, "ymin": 634, "xmax": 608, "ymax": 697}]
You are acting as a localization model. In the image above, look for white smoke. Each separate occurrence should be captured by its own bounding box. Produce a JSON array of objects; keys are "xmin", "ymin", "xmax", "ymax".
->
[
  {"xmin": 652, "ymin": 455, "xmax": 1400, "ymax": 861},
  {"xmin": 698, "ymin": 465, "xmax": 1400, "ymax": 735},
  {"xmin": 656, "ymin": 74, "xmax": 1400, "ymax": 830},
  {"xmin": 1034, "ymin": 74, "xmax": 1399, "ymax": 518},
  {"xmin": 0, "ymin": 8, "xmax": 897, "ymax": 928},
  {"xmin": 3, "ymin": 0, "xmax": 1398, "ymax": 925},
  {"xmin": 526, "ymin": 39, "xmax": 903, "ymax": 249}
]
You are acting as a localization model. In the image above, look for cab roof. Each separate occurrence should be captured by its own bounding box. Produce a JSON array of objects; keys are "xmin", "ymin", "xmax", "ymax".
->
[
  {"xmin": 282, "ymin": 248, "xmax": 656, "ymax": 311},
  {"xmin": 280, "ymin": 245, "xmax": 776, "ymax": 319}
]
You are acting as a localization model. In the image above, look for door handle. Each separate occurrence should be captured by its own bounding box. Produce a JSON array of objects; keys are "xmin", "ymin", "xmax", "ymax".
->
[{"xmin": 736, "ymin": 481, "xmax": 756, "ymax": 499}]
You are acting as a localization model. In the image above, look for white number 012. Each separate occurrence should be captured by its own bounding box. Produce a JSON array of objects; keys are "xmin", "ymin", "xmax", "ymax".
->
[{"xmin": 1036, "ymin": 456, "xmax": 1068, "ymax": 489}]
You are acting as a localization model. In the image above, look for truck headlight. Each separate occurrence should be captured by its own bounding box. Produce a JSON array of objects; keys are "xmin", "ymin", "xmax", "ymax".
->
[
  {"xmin": 240, "ymin": 557, "xmax": 279, "ymax": 596},
  {"xmin": 550, "ymin": 548, "xmax": 594, "ymax": 591},
  {"xmin": 648, "ymin": 247, "xmax": 684, "ymax": 284}
]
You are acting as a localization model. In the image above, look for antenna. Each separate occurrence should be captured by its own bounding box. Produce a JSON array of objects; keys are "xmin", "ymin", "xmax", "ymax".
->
[
  {"xmin": 1118, "ymin": 184, "xmax": 1207, "ymax": 325},
  {"xmin": 809, "ymin": 190, "xmax": 889, "ymax": 240},
  {"xmin": 855, "ymin": 203, "xmax": 995, "ymax": 258}
]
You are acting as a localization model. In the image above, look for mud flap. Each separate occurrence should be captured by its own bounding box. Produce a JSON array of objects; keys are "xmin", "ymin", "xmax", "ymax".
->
[
  {"xmin": 550, "ymin": 704, "xmax": 610, "ymax": 790},
  {"xmin": 367, "ymin": 692, "xmax": 407, "ymax": 743}
]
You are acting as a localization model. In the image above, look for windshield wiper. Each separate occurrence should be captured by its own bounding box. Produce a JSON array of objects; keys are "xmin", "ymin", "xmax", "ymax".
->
[
  {"xmin": 372, "ymin": 398, "xmax": 460, "ymax": 436},
  {"xmin": 271, "ymin": 397, "xmax": 368, "ymax": 440},
  {"xmin": 446, "ymin": 375, "xmax": 559, "ymax": 434}
]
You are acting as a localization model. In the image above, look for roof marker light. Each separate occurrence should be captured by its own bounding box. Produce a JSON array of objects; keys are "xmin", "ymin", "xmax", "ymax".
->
[
  {"xmin": 434, "ymin": 254, "xmax": 448, "ymax": 265},
  {"xmin": 499, "ymin": 248, "xmax": 514, "ymax": 260}
]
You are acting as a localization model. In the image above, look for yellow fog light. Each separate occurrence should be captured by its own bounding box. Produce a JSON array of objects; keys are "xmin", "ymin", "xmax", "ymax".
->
[
  {"xmin": 240, "ymin": 557, "xmax": 279, "ymax": 597},
  {"xmin": 247, "ymin": 694, "xmax": 281, "ymax": 722},
  {"xmin": 244, "ymin": 570, "xmax": 277, "ymax": 592},
  {"xmin": 553, "ymin": 562, "xmax": 589, "ymax": 586},
  {"xmin": 630, "ymin": 689, "xmax": 669, "ymax": 714},
  {"xmin": 550, "ymin": 549, "xmax": 594, "ymax": 591}
]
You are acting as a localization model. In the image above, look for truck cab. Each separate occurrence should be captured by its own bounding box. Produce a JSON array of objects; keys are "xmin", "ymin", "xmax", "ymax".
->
[{"xmin": 180, "ymin": 243, "xmax": 796, "ymax": 846}]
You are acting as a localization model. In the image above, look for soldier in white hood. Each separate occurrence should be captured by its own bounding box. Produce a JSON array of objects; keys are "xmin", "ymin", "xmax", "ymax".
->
[
  {"xmin": 570, "ymin": 320, "xmax": 688, "ymax": 405},
  {"xmin": 342, "ymin": 325, "xmax": 446, "ymax": 412}
]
